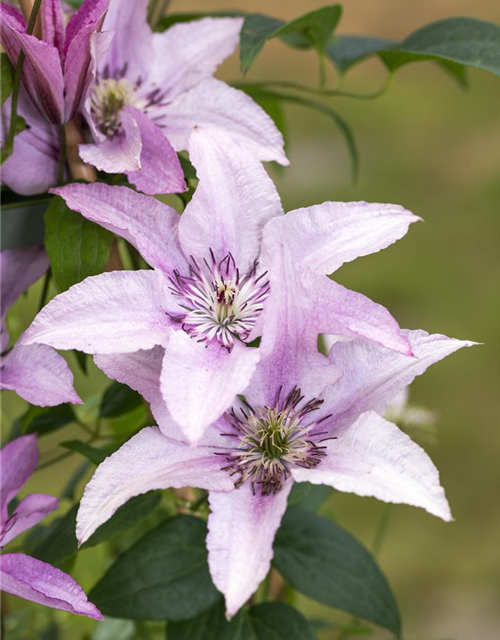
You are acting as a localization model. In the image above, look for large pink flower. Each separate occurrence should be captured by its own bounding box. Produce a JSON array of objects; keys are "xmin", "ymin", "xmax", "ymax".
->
[
  {"xmin": 74, "ymin": 253, "xmax": 474, "ymax": 615},
  {"xmin": 0, "ymin": 435, "xmax": 102, "ymax": 619},
  {"xmin": 21, "ymin": 128, "xmax": 416, "ymax": 443}
]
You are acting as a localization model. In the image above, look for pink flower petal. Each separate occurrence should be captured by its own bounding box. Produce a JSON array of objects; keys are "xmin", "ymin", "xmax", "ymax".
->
[{"xmin": 293, "ymin": 411, "xmax": 451, "ymax": 521}]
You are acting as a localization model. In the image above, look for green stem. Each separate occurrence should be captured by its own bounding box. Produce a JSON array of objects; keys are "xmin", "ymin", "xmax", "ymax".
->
[
  {"xmin": 1, "ymin": 0, "xmax": 44, "ymax": 164},
  {"xmin": 372, "ymin": 503, "xmax": 393, "ymax": 558},
  {"xmin": 318, "ymin": 52, "xmax": 327, "ymax": 90},
  {"xmin": 57, "ymin": 125, "xmax": 67, "ymax": 185},
  {"xmin": 235, "ymin": 74, "xmax": 394, "ymax": 100},
  {"xmin": 38, "ymin": 268, "xmax": 51, "ymax": 312},
  {"xmin": 36, "ymin": 450, "xmax": 74, "ymax": 471}
]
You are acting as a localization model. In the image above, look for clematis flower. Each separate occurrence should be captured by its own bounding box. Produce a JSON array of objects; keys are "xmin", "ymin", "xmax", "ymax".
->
[
  {"xmin": 74, "ymin": 249, "xmax": 474, "ymax": 616},
  {"xmin": 0, "ymin": 0, "xmax": 110, "ymax": 125},
  {"xmin": 0, "ymin": 247, "xmax": 81, "ymax": 406},
  {"xmin": 22, "ymin": 128, "xmax": 418, "ymax": 443},
  {"xmin": 0, "ymin": 435, "xmax": 102, "ymax": 619},
  {"xmin": 78, "ymin": 0, "xmax": 288, "ymax": 193}
]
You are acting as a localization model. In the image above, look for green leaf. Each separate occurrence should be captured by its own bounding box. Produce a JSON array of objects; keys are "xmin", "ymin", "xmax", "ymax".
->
[
  {"xmin": 60, "ymin": 440, "xmax": 110, "ymax": 465},
  {"xmin": 82, "ymin": 491, "xmax": 162, "ymax": 549},
  {"xmin": 380, "ymin": 17, "xmax": 500, "ymax": 78},
  {"xmin": 240, "ymin": 6, "xmax": 342, "ymax": 74},
  {"xmin": 90, "ymin": 515, "xmax": 221, "ymax": 620},
  {"xmin": 1, "ymin": 53, "xmax": 14, "ymax": 106},
  {"xmin": 288, "ymin": 482, "xmax": 332, "ymax": 511},
  {"xmin": 20, "ymin": 404, "xmax": 76, "ymax": 436},
  {"xmin": 168, "ymin": 601, "xmax": 316, "ymax": 640},
  {"xmin": 273, "ymin": 510, "xmax": 401, "ymax": 637},
  {"xmin": 167, "ymin": 601, "xmax": 251, "ymax": 640},
  {"xmin": 327, "ymin": 36, "xmax": 394, "ymax": 73},
  {"xmin": 31, "ymin": 492, "xmax": 162, "ymax": 566},
  {"xmin": 61, "ymin": 460, "xmax": 90, "ymax": 500},
  {"xmin": 157, "ymin": 11, "xmax": 244, "ymax": 33},
  {"xmin": 44, "ymin": 195, "xmax": 114, "ymax": 292},
  {"xmin": 100, "ymin": 382, "xmax": 143, "ymax": 418}
]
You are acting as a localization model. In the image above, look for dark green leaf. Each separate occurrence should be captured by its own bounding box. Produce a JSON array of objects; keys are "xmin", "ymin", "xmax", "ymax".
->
[
  {"xmin": 168, "ymin": 601, "xmax": 316, "ymax": 640},
  {"xmin": 167, "ymin": 601, "xmax": 251, "ymax": 640},
  {"xmin": 44, "ymin": 195, "xmax": 114, "ymax": 292},
  {"xmin": 380, "ymin": 17, "xmax": 500, "ymax": 78},
  {"xmin": 274, "ymin": 510, "xmax": 401, "ymax": 637},
  {"xmin": 31, "ymin": 504, "xmax": 79, "ymax": 566},
  {"xmin": 90, "ymin": 515, "xmax": 220, "ymax": 620},
  {"xmin": 327, "ymin": 36, "xmax": 394, "ymax": 73},
  {"xmin": 157, "ymin": 11, "xmax": 244, "ymax": 33},
  {"xmin": 31, "ymin": 493, "xmax": 162, "ymax": 566},
  {"xmin": 1, "ymin": 54, "xmax": 14, "ymax": 106},
  {"xmin": 21, "ymin": 404, "xmax": 76, "ymax": 436},
  {"xmin": 288, "ymin": 482, "xmax": 332, "ymax": 511},
  {"xmin": 74, "ymin": 350, "xmax": 88, "ymax": 375},
  {"xmin": 82, "ymin": 492, "xmax": 162, "ymax": 549},
  {"xmin": 240, "ymin": 6, "xmax": 342, "ymax": 74},
  {"xmin": 100, "ymin": 382, "xmax": 143, "ymax": 418},
  {"xmin": 60, "ymin": 440, "xmax": 110, "ymax": 465}
]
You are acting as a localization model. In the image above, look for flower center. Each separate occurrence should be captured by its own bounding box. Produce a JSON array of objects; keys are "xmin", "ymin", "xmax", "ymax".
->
[
  {"xmin": 168, "ymin": 252, "xmax": 270, "ymax": 350},
  {"xmin": 219, "ymin": 387, "xmax": 333, "ymax": 495},
  {"xmin": 90, "ymin": 78, "xmax": 142, "ymax": 137}
]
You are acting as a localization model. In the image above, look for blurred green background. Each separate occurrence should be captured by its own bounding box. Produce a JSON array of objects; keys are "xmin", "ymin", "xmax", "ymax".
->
[{"xmin": 2, "ymin": 1, "xmax": 499, "ymax": 638}]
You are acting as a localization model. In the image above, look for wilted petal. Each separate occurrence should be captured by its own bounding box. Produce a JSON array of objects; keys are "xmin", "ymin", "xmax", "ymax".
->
[
  {"xmin": 293, "ymin": 411, "xmax": 451, "ymax": 521},
  {"xmin": 0, "ymin": 553, "xmax": 103, "ymax": 619},
  {"xmin": 180, "ymin": 127, "xmax": 283, "ymax": 272},
  {"xmin": 303, "ymin": 270, "xmax": 412, "ymax": 355},
  {"xmin": 0, "ymin": 435, "xmax": 38, "ymax": 521},
  {"xmin": 207, "ymin": 481, "xmax": 292, "ymax": 617},
  {"xmin": 262, "ymin": 201, "xmax": 420, "ymax": 275},
  {"xmin": 1, "ymin": 493, "xmax": 59, "ymax": 547},
  {"xmin": 20, "ymin": 270, "xmax": 176, "ymax": 354},
  {"xmin": 77, "ymin": 427, "xmax": 233, "ymax": 544},
  {"xmin": 161, "ymin": 78, "xmax": 288, "ymax": 165},
  {"xmin": 0, "ymin": 344, "xmax": 82, "ymax": 406},
  {"xmin": 148, "ymin": 17, "xmax": 243, "ymax": 100},
  {"xmin": 160, "ymin": 331, "xmax": 260, "ymax": 445},
  {"xmin": 102, "ymin": 0, "xmax": 153, "ymax": 81},
  {"xmin": 79, "ymin": 108, "xmax": 142, "ymax": 172},
  {"xmin": 319, "ymin": 329, "xmax": 476, "ymax": 436},
  {"xmin": 52, "ymin": 182, "xmax": 187, "ymax": 274},
  {"xmin": 124, "ymin": 107, "xmax": 186, "ymax": 195}
]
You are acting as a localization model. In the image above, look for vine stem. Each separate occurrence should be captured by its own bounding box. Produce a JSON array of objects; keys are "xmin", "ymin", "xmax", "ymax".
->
[
  {"xmin": 1, "ymin": 0, "xmax": 44, "ymax": 164},
  {"xmin": 235, "ymin": 74, "xmax": 394, "ymax": 100}
]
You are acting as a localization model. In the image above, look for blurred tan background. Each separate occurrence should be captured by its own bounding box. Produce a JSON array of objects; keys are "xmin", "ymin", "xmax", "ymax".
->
[{"xmin": 2, "ymin": 1, "xmax": 499, "ymax": 638}]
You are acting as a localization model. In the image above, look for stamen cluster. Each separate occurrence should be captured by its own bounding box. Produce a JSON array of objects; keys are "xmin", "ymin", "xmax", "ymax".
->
[
  {"xmin": 90, "ymin": 78, "xmax": 139, "ymax": 137},
  {"xmin": 168, "ymin": 251, "xmax": 270, "ymax": 350},
  {"xmin": 219, "ymin": 387, "xmax": 333, "ymax": 495}
]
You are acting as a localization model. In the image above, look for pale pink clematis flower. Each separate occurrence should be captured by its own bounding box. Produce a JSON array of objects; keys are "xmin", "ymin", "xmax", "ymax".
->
[
  {"xmin": 0, "ymin": 435, "xmax": 102, "ymax": 619},
  {"xmin": 0, "ymin": 247, "xmax": 81, "ymax": 406},
  {"xmin": 78, "ymin": 0, "xmax": 288, "ymax": 193},
  {"xmin": 74, "ymin": 249, "xmax": 474, "ymax": 616},
  {"xmin": 21, "ymin": 128, "xmax": 417, "ymax": 444}
]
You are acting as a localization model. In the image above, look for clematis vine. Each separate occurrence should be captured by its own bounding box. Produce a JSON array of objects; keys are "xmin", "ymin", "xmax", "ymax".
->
[
  {"xmin": 74, "ymin": 247, "xmax": 474, "ymax": 616},
  {"xmin": 0, "ymin": 247, "xmax": 81, "ymax": 406},
  {"xmin": 78, "ymin": 0, "xmax": 288, "ymax": 193},
  {"xmin": 0, "ymin": 0, "xmax": 110, "ymax": 194},
  {"xmin": 0, "ymin": 435, "xmax": 102, "ymax": 619},
  {"xmin": 22, "ymin": 128, "xmax": 419, "ymax": 443}
]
